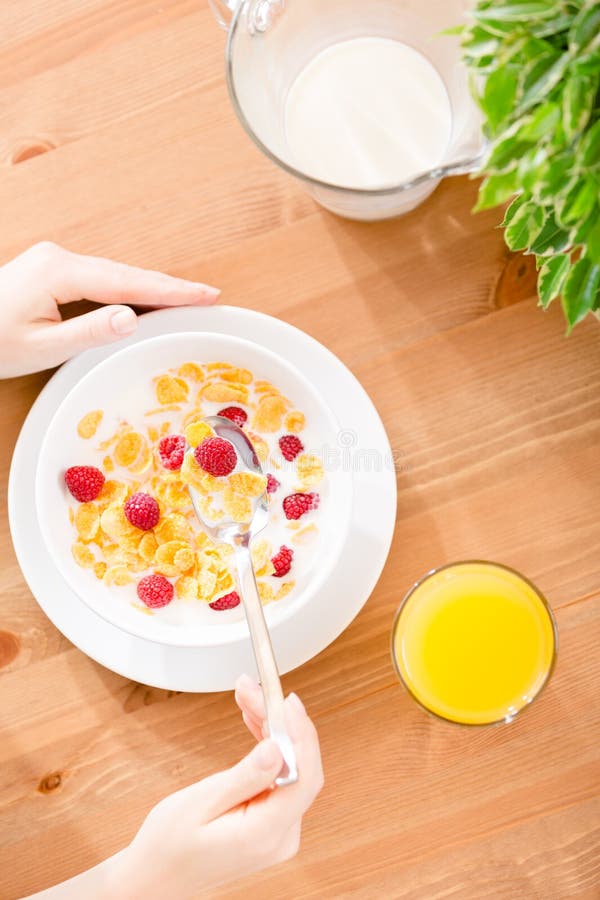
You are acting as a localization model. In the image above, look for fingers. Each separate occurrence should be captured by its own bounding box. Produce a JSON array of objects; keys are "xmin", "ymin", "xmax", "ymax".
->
[
  {"xmin": 23, "ymin": 241, "xmax": 220, "ymax": 307},
  {"xmin": 25, "ymin": 305, "xmax": 138, "ymax": 369},
  {"xmin": 181, "ymin": 740, "xmax": 283, "ymax": 824},
  {"xmin": 235, "ymin": 676, "xmax": 324, "ymax": 830}
]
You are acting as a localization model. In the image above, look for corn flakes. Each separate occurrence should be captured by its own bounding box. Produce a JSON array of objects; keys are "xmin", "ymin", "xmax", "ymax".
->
[
  {"xmin": 72, "ymin": 542, "xmax": 96, "ymax": 568},
  {"xmin": 114, "ymin": 432, "xmax": 143, "ymax": 468},
  {"xmin": 74, "ymin": 503, "xmax": 100, "ymax": 542},
  {"xmin": 176, "ymin": 575, "xmax": 199, "ymax": 600},
  {"xmin": 155, "ymin": 375, "xmax": 189, "ymax": 405},
  {"xmin": 295, "ymin": 454, "xmax": 324, "ymax": 488},
  {"xmin": 291, "ymin": 524, "xmax": 318, "ymax": 545},
  {"xmin": 184, "ymin": 421, "xmax": 213, "ymax": 448},
  {"xmin": 252, "ymin": 395, "xmax": 287, "ymax": 432},
  {"xmin": 77, "ymin": 410, "xmax": 103, "ymax": 439},
  {"xmin": 201, "ymin": 382, "xmax": 249, "ymax": 404},
  {"xmin": 284, "ymin": 411, "xmax": 305, "ymax": 433},
  {"xmin": 94, "ymin": 561, "xmax": 107, "ymax": 580},
  {"xmin": 223, "ymin": 487, "xmax": 252, "ymax": 524},
  {"xmin": 229, "ymin": 472, "xmax": 267, "ymax": 498},
  {"xmin": 103, "ymin": 455, "xmax": 115, "ymax": 473},
  {"xmin": 103, "ymin": 564, "xmax": 133, "ymax": 586},
  {"xmin": 178, "ymin": 362, "xmax": 205, "ymax": 382}
]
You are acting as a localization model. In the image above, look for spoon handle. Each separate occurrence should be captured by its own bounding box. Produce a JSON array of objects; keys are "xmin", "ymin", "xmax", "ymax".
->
[{"xmin": 233, "ymin": 543, "xmax": 298, "ymax": 786}]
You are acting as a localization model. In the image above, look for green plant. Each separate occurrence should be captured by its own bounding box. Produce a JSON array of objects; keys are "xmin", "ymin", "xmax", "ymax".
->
[{"xmin": 459, "ymin": 0, "xmax": 600, "ymax": 331}]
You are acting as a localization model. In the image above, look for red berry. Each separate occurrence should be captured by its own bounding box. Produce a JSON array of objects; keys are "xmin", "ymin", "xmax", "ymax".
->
[
  {"xmin": 158, "ymin": 434, "xmax": 185, "ymax": 470},
  {"xmin": 266, "ymin": 473, "xmax": 280, "ymax": 494},
  {"xmin": 137, "ymin": 574, "xmax": 174, "ymax": 608},
  {"xmin": 64, "ymin": 466, "xmax": 105, "ymax": 502},
  {"xmin": 279, "ymin": 434, "xmax": 304, "ymax": 461},
  {"xmin": 124, "ymin": 492, "xmax": 160, "ymax": 530},
  {"xmin": 194, "ymin": 437, "xmax": 237, "ymax": 477},
  {"xmin": 282, "ymin": 492, "xmax": 319, "ymax": 520},
  {"xmin": 209, "ymin": 590, "xmax": 241, "ymax": 611},
  {"xmin": 217, "ymin": 406, "xmax": 248, "ymax": 428},
  {"xmin": 271, "ymin": 545, "xmax": 293, "ymax": 577}
]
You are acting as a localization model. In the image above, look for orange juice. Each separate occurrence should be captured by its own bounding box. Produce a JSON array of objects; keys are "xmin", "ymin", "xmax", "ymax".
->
[{"xmin": 392, "ymin": 562, "xmax": 557, "ymax": 725}]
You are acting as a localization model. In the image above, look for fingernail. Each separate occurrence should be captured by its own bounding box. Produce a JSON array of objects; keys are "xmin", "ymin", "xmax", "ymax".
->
[
  {"xmin": 236, "ymin": 673, "xmax": 260, "ymax": 693},
  {"xmin": 253, "ymin": 740, "xmax": 281, "ymax": 771},
  {"xmin": 188, "ymin": 282, "xmax": 220, "ymax": 299},
  {"xmin": 288, "ymin": 693, "xmax": 306, "ymax": 716},
  {"xmin": 111, "ymin": 308, "xmax": 137, "ymax": 335}
]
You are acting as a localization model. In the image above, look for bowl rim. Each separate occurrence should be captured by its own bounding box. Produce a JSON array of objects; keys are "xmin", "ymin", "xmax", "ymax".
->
[{"xmin": 35, "ymin": 330, "xmax": 353, "ymax": 648}]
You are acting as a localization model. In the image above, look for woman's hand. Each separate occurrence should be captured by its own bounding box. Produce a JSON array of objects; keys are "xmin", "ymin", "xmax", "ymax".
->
[
  {"xmin": 110, "ymin": 678, "xmax": 323, "ymax": 899},
  {"xmin": 0, "ymin": 242, "xmax": 220, "ymax": 378}
]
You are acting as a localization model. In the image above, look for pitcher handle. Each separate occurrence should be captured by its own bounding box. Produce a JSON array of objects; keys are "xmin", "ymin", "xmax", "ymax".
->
[{"xmin": 208, "ymin": 0, "xmax": 239, "ymax": 30}]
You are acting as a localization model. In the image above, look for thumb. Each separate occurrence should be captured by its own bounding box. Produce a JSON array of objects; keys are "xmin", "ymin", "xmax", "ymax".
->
[
  {"xmin": 187, "ymin": 740, "xmax": 283, "ymax": 824},
  {"xmin": 30, "ymin": 305, "xmax": 138, "ymax": 367}
]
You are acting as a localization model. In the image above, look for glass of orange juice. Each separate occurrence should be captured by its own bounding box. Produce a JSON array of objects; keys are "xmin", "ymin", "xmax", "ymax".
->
[{"xmin": 391, "ymin": 561, "xmax": 558, "ymax": 726}]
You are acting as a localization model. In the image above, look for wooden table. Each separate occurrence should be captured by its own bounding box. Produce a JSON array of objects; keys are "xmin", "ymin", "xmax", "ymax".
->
[{"xmin": 1, "ymin": 3, "xmax": 599, "ymax": 898}]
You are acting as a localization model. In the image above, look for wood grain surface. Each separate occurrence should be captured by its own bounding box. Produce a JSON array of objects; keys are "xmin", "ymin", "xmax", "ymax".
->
[{"xmin": 1, "ymin": 2, "xmax": 599, "ymax": 898}]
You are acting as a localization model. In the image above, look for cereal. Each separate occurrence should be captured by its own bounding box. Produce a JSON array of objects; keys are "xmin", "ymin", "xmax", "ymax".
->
[
  {"xmin": 114, "ymin": 432, "xmax": 143, "ymax": 468},
  {"xmin": 104, "ymin": 565, "xmax": 133, "ymax": 586},
  {"xmin": 291, "ymin": 524, "xmax": 318, "ymax": 545},
  {"xmin": 285, "ymin": 411, "xmax": 305, "ymax": 433},
  {"xmin": 223, "ymin": 487, "xmax": 253, "ymax": 524},
  {"xmin": 93, "ymin": 561, "xmax": 107, "ymax": 580},
  {"xmin": 252, "ymin": 395, "xmax": 287, "ymax": 432},
  {"xmin": 178, "ymin": 362, "xmax": 205, "ymax": 382},
  {"xmin": 176, "ymin": 575, "xmax": 199, "ymax": 600},
  {"xmin": 66, "ymin": 358, "xmax": 324, "ymax": 614},
  {"xmin": 184, "ymin": 421, "xmax": 213, "ymax": 448},
  {"xmin": 201, "ymin": 382, "xmax": 249, "ymax": 404},
  {"xmin": 295, "ymin": 454, "xmax": 325, "ymax": 488},
  {"xmin": 276, "ymin": 581, "xmax": 295, "ymax": 601},
  {"xmin": 74, "ymin": 503, "xmax": 100, "ymax": 542},
  {"xmin": 72, "ymin": 542, "xmax": 96, "ymax": 568},
  {"xmin": 77, "ymin": 410, "xmax": 103, "ymax": 439},
  {"xmin": 229, "ymin": 472, "xmax": 267, "ymax": 498},
  {"xmin": 155, "ymin": 375, "xmax": 189, "ymax": 405}
]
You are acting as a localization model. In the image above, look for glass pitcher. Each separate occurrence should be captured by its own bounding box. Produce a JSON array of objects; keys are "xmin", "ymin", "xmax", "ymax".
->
[{"xmin": 208, "ymin": 0, "xmax": 484, "ymax": 221}]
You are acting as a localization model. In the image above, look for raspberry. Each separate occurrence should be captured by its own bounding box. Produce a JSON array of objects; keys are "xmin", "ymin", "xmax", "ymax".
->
[
  {"xmin": 279, "ymin": 434, "xmax": 304, "ymax": 461},
  {"xmin": 282, "ymin": 492, "xmax": 320, "ymax": 520},
  {"xmin": 217, "ymin": 406, "xmax": 248, "ymax": 428},
  {"xmin": 158, "ymin": 434, "xmax": 185, "ymax": 470},
  {"xmin": 271, "ymin": 545, "xmax": 293, "ymax": 577},
  {"xmin": 194, "ymin": 437, "xmax": 237, "ymax": 477},
  {"xmin": 209, "ymin": 590, "xmax": 241, "ymax": 611},
  {"xmin": 64, "ymin": 466, "xmax": 105, "ymax": 502},
  {"xmin": 266, "ymin": 473, "xmax": 280, "ymax": 494},
  {"xmin": 137, "ymin": 574, "xmax": 174, "ymax": 608},
  {"xmin": 124, "ymin": 492, "xmax": 160, "ymax": 530}
]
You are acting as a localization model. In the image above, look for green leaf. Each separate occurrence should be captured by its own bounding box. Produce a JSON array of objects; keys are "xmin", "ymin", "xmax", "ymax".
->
[
  {"xmin": 518, "ymin": 102, "xmax": 561, "ymax": 142},
  {"xmin": 501, "ymin": 193, "xmax": 527, "ymax": 225},
  {"xmin": 485, "ymin": 135, "xmax": 532, "ymax": 173},
  {"xmin": 440, "ymin": 24, "xmax": 465, "ymax": 36},
  {"xmin": 537, "ymin": 254, "xmax": 570, "ymax": 308},
  {"xmin": 586, "ymin": 215, "xmax": 600, "ymax": 264},
  {"xmin": 474, "ymin": 172, "xmax": 519, "ymax": 211},
  {"xmin": 462, "ymin": 25, "xmax": 500, "ymax": 59},
  {"xmin": 561, "ymin": 256, "xmax": 600, "ymax": 330},
  {"xmin": 481, "ymin": 66, "xmax": 519, "ymax": 134},
  {"xmin": 563, "ymin": 73, "xmax": 599, "ymax": 141},
  {"xmin": 535, "ymin": 154, "xmax": 573, "ymax": 201},
  {"xmin": 573, "ymin": 51, "xmax": 600, "ymax": 76},
  {"xmin": 571, "ymin": 206, "xmax": 599, "ymax": 245},
  {"xmin": 578, "ymin": 120, "xmax": 600, "ymax": 170},
  {"xmin": 517, "ymin": 52, "xmax": 569, "ymax": 115},
  {"xmin": 556, "ymin": 177, "xmax": 598, "ymax": 226},
  {"xmin": 504, "ymin": 201, "xmax": 545, "ymax": 251},
  {"xmin": 530, "ymin": 12, "xmax": 577, "ymax": 38},
  {"xmin": 569, "ymin": 4, "xmax": 600, "ymax": 55},
  {"xmin": 529, "ymin": 212, "xmax": 572, "ymax": 255},
  {"xmin": 474, "ymin": 3, "xmax": 562, "ymax": 23}
]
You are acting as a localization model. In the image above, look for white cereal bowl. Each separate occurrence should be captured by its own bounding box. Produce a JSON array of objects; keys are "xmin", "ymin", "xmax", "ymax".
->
[{"xmin": 35, "ymin": 332, "xmax": 353, "ymax": 648}]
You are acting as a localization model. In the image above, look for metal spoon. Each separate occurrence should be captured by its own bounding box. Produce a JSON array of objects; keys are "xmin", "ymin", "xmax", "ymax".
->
[{"xmin": 185, "ymin": 415, "xmax": 298, "ymax": 786}]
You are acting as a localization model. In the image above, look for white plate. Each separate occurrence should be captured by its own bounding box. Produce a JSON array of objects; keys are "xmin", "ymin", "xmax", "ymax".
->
[{"xmin": 9, "ymin": 307, "xmax": 397, "ymax": 691}]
